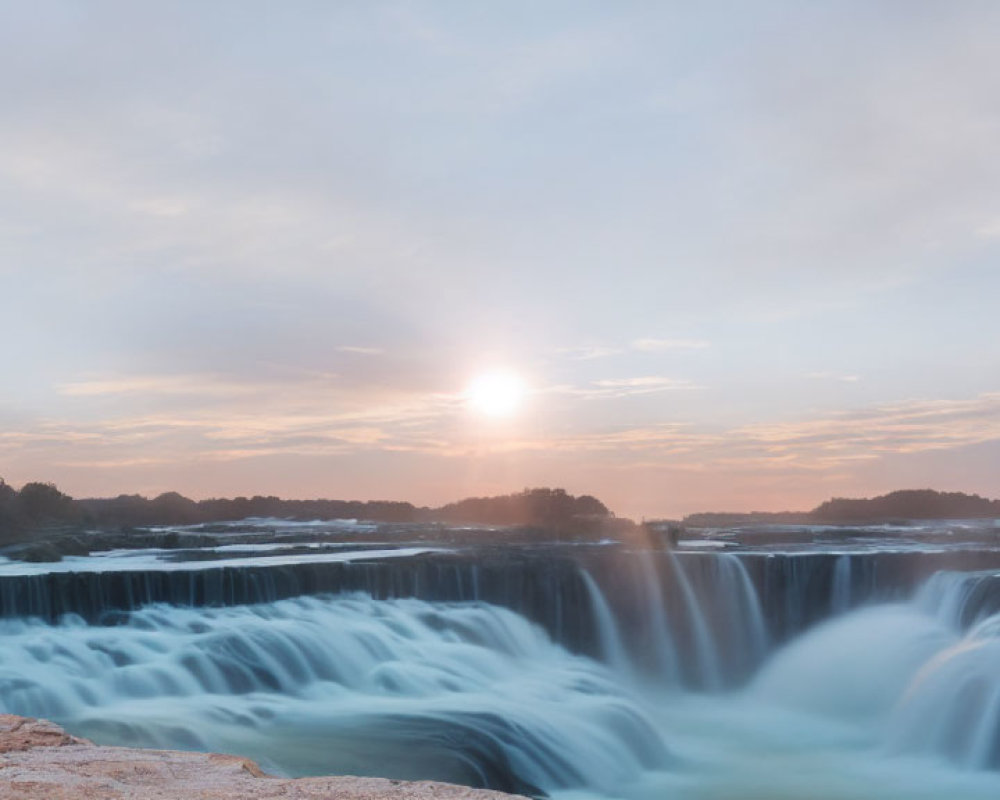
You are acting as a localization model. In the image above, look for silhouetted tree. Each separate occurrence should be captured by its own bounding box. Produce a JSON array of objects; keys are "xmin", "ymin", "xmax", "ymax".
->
[
  {"xmin": 15, "ymin": 482, "xmax": 75, "ymax": 522},
  {"xmin": 15, "ymin": 480, "xmax": 610, "ymax": 533},
  {"xmin": 812, "ymin": 489, "xmax": 1000, "ymax": 521},
  {"xmin": 0, "ymin": 478, "xmax": 16, "ymax": 531},
  {"xmin": 432, "ymin": 488, "xmax": 611, "ymax": 530},
  {"xmin": 149, "ymin": 492, "xmax": 200, "ymax": 524}
]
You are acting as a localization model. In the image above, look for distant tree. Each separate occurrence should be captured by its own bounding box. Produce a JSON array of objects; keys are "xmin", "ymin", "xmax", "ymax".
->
[
  {"xmin": 811, "ymin": 489, "xmax": 1000, "ymax": 521},
  {"xmin": 149, "ymin": 492, "xmax": 200, "ymax": 524},
  {"xmin": 248, "ymin": 495, "xmax": 283, "ymax": 517},
  {"xmin": 575, "ymin": 494, "xmax": 611, "ymax": 517},
  {"xmin": 0, "ymin": 478, "xmax": 15, "ymax": 508},
  {"xmin": 0, "ymin": 478, "xmax": 16, "ymax": 531},
  {"xmin": 15, "ymin": 482, "xmax": 75, "ymax": 522},
  {"xmin": 9, "ymin": 481, "xmax": 605, "ymax": 532},
  {"xmin": 431, "ymin": 487, "xmax": 612, "ymax": 530}
]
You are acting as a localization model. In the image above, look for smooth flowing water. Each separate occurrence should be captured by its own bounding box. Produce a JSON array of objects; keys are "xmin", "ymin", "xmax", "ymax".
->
[{"xmin": 1, "ymin": 520, "xmax": 999, "ymax": 799}]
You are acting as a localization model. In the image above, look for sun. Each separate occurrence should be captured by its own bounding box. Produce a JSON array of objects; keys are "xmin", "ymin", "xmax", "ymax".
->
[{"xmin": 464, "ymin": 370, "xmax": 527, "ymax": 418}]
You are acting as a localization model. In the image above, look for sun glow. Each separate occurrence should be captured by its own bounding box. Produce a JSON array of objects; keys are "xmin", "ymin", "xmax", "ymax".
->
[{"xmin": 465, "ymin": 370, "xmax": 527, "ymax": 418}]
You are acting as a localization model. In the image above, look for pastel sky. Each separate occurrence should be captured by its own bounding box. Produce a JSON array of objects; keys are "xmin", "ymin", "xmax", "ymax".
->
[{"xmin": 2, "ymin": 1, "xmax": 999, "ymax": 518}]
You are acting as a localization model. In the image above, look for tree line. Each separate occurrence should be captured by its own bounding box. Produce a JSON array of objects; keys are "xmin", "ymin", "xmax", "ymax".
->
[
  {"xmin": 0, "ymin": 479, "xmax": 78, "ymax": 529},
  {"xmin": 0, "ymin": 480, "xmax": 612, "ymax": 540},
  {"xmin": 681, "ymin": 488, "xmax": 1000, "ymax": 527}
]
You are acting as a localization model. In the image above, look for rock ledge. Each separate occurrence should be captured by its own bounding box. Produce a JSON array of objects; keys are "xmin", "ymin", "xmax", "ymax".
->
[{"xmin": 0, "ymin": 715, "xmax": 526, "ymax": 800}]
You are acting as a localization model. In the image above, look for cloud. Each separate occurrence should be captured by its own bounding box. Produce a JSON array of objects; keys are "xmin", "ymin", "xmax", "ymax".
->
[
  {"xmin": 336, "ymin": 346, "xmax": 385, "ymax": 355},
  {"xmin": 728, "ymin": 393, "xmax": 1000, "ymax": 463},
  {"xmin": 593, "ymin": 376, "xmax": 700, "ymax": 391},
  {"xmin": 57, "ymin": 375, "xmax": 269, "ymax": 398},
  {"xmin": 553, "ymin": 339, "xmax": 710, "ymax": 362},
  {"xmin": 452, "ymin": 391, "xmax": 1000, "ymax": 468},
  {"xmin": 806, "ymin": 372, "xmax": 861, "ymax": 383},
  {"xmin": 631, "ymin": 338, "xmax": 711, "ymax": 352},
  {"xmin": 33, "ymin": 368, "xmax": 1000, "ymax": 472},
  {"xmin": 553, "ymin": 346, "xmax": 623, "ymax": 361},
  {"xmin": 4, "ymin": 384, "xmax": 1000, "ymax": 515},
  {"xmin": 544, "ymin": 376, "xmax": 703, "ymax": 400}
]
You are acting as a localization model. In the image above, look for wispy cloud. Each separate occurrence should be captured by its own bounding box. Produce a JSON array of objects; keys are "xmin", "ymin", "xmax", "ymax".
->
[
  {"xmin": 631, "ymin": 338, "xmax": 711, "ymax": 352},
  {"xmin": 591, "ymin": 376, "xmax": 703, "ymax": 395},
  {"xmin": 544, "ymin": 376, "xmax": 703, "ymax": 399},
  {"xmin": 806, "ymin": 371, "xmax": 861, "ymax": 383},
  {"xmin": 57, "ymin": 374, "xmax": 273, "ymax": 398},
  {"xmin": 485, "ymin": 393, "xmax": 1000, "ymax": 472},
  {"xmin": 554, "ymin": 338, "xmax": 711, "ymax": 362},
  {"xmin": 554, "ymin": 346, "xmax": 623, "ymax": 361},
  {"xmin": 728, "ymin": 393, "xmax": 1000, "ymax": 463}
]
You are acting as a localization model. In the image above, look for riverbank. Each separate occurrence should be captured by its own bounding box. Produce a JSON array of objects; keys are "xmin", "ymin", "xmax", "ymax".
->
[{"xmin": 0, "ymin": 715, "xmax": 526, "ymax": 800}]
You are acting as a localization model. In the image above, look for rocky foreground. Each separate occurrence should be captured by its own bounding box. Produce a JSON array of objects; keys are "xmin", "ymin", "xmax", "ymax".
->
[{"xmin": 0, "ymin": 715, "xmax": 526, "ymax": 800}]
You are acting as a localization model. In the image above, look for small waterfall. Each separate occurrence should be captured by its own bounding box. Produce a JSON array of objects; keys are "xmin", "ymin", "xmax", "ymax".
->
[
  {"xmin": 880, "ymin": 571, "xmax": 1000, "ymax": 769},
  {"xmin": 571, "ymin": 551, "xmax": 768, "ymax": 690},
  {"xmin": 579, "ymin": 571, "xmax": 632, "ymax": 675},
  {"xmin": 750, "ymin": 568, "xmax": 1000, "ymax": 772},
  {"xmin": 716, "ymin": 553, "xmax": 769, "ymax": 668},
  {"xmin": 633, "ymin": 554, "xmax": 681, "ymax": 684},
  {"xmin": 887, "ymin": 613, "xmax": 1000, "ymax": 769},
  {"xmin": 831, "ymin": 554, "xmax": 852, "ymax": 614},
  {"xmin": 914, "ymin": 570, "xmax": 1000, "ymax": 630},
  {"xmin": 666, "ymin": 552, "xmax": 723, "ymax": 690},
  {"xmin": 783, "ymin": 556, "xmax": 805, "ymax": 632}
]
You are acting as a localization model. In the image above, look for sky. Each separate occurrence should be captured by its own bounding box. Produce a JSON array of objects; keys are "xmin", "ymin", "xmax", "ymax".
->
[{"xmin": 1, "ymin": 1, "xmax": 999, "ymax": 519}]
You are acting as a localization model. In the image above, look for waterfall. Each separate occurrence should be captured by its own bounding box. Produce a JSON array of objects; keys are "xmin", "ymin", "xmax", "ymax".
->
[
  {"xmin": 750, "ymin": 568, "xmax": 1000, "ymax": 772},
  {"xmin": 579, "ymin": 571, "xmax": 632, "ymax": 675},
  {"xmin": 886, "ymin": 613, "xmax": 1000, "ymax": 769},
  {"xmin": 665, "ymin": 551, "xmax": 723, "ymax": 690},
  {"xmin": 633, "ymin": 554, "xmax": 681, "ymax": 684},
  {"xmin": 882, "ymin": 571, "xmax": 1000, "ymax": 769},
  {"xmin": 716, "ymin": 553, "xmax": 769, "ymax": 669},
  {"xmin": 831, "ymin": 554, "xmax": 852, "ymax": 614},
  {"xmin": 914, "ymin": 570, "xmax": 1000, "ymax": 629},
  {"xmin": 0, "ymin": 595, "xmax": 669, "ymax": 796},
  {"xmin": 4, "ymin": 537, "xmax": 1000, "ymax": 798}
]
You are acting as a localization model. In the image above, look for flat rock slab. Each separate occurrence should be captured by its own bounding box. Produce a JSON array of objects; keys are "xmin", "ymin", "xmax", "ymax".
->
[{"xmin": 0, "ymin": 716, "xmax": 525, "ymax": 800}]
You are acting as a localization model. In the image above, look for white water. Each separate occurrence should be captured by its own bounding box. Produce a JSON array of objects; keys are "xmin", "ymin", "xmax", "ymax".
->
[
  {"xmin": 666, "ymin": 554, "xmax": 723, "ymax": 690},
  {"xmin": 887, "ymin": 613, "xmax": 1000, "ymax": 769},
  {"xmin": 634, "ymin": 555, "xmax": 681, "ymax": 683},
  {"xmin": 0, "ymin": 546, "xmax": 444, "ymax": 576},
  {"xmin": 0, "ymin": 595, "xmax": 665, "ymax": 795},
  {"xmin": 832, "ymin": 554, "xmax": 852, "ymax": 613},
  {"xmin": 713, "ymin": 553, "xmax": 770, "ymax": 671},
  {"xmin": 2, "ymin": 558, "xmax": 1000, "ymax": 798},
  {"xmin": 579, "ymin": 571, "xmax": 633, "ymax": 676}
]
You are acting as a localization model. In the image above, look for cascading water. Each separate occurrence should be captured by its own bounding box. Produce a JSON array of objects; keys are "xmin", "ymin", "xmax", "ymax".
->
[
  {"xmin": 663, "ymin": 553, "xmax": 723, "ymax": 690},
  {"xmin": 832, "ymin": 553, "xmax": 852, "ymax": 613},
  {"xmin": 0, "ymin": 595, "xmax": 667, "ymax": 797},
  {"xmin": 887, "ymin": 613, "xmax": 1000, "ymax": 769},
  {"xmin": 632, "ymin": 553, "xmax": 681, "ymax": 683},
  {"xmin": 578, "ymin": 571, "xmax": 632, "ymax": 676},
  {"xmin": 2, "ymin": 526, "xmax": 1000, "ymax": 799}
]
